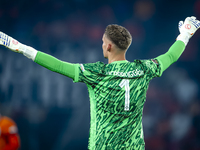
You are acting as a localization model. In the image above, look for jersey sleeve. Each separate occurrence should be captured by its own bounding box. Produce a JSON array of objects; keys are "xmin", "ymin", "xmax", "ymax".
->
[
  {"xmin": 34, "ymin": 51, "xmax": 76, "ymax": 80},
  {"xmin": 155, "ymin": 40, "xmax": 185, "ymax": 73},
  {"xmin": 135, "ymin": 59, "xmax": 162, "ymax": 78},
  {"xmin": 74, "ymin": 61, "xmax": 105, "ymax": 84},
  {"xmin": 136, "ymin": 40, "xmax": 185, "ymax": 78}
]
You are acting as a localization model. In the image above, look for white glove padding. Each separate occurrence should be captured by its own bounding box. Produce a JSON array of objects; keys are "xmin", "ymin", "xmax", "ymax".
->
[
  {"xmin": 0, "ymin": 31, "xmax": 37, "ymax": 60},
  {"xmin": 0, "ymin": 31, "xmax": 26, "ymax": 53},
  {"xmin": 177, "ymin": 16, "xmax": 200, "ymax": 45}
]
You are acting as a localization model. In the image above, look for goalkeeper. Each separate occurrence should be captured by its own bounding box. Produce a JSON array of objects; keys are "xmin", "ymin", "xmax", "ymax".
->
[{"xmin": 0, "ymin": 16, "xmax": 199, "ymax": 150}]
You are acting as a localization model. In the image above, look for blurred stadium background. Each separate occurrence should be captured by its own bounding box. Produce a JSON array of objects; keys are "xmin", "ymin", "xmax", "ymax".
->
[{"xmin": 0, "ymin": 0, "xmax": 200, "ymax": 149}]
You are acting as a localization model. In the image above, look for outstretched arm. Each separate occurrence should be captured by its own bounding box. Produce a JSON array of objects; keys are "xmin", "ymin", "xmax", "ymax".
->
[
  {"xmin": 34, "ymin": 51, "xmax": 76, "ymax": 79},
  {"xmin": 156, "ymin": 16, "xmax": 200, "ymax": 74},
  {"xmin": 0, "ymin": 32, "xmax": 76, "ymax": 79}
]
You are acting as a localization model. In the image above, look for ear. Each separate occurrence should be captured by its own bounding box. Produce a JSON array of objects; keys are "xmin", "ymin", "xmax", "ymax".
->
[{"xmin": 107, "ymin": 44, "xmax": 112, "ymax": 52}]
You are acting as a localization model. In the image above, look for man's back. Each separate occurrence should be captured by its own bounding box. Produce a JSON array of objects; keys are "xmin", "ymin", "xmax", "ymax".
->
[{"xmin": 74, "ymin": 59, "xmax": 161, "ymax": 149}]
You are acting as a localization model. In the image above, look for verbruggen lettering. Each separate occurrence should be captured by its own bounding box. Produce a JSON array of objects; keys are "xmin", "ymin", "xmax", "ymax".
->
[{"xmin": 106, "ymin": 69, "xmax": 144, "ymax": 77}]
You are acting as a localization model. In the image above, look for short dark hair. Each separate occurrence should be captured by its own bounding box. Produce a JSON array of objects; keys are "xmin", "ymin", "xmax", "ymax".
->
[{"xmin": 105, "ymin": 24, "xmax": 132, "ymax": 51}]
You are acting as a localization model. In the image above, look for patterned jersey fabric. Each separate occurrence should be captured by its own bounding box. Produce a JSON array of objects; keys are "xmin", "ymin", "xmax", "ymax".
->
[{"xmin": 74, "ymin": 59, "xmax": 161, "ymax": 150}]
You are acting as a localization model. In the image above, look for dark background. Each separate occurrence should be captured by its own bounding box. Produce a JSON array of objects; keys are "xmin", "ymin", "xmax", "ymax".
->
[{"xmin": 0, "ymin": 0, "xmax": 200, "ymax": 149}]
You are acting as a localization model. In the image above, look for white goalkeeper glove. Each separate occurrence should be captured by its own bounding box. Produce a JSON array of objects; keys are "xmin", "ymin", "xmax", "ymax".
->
[
  {"xmin": 0, "ymin": 32, "xmax": 37, "ymax": 60},
  {"xmin": 177, "ymin": 16, "xmax": 200, "ymax": 46}
]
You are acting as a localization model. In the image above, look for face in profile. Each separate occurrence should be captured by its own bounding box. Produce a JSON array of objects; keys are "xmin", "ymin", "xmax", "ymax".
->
[{"xmin": 102, "ymin": 34, "xmax": 111, "ymax": 59}]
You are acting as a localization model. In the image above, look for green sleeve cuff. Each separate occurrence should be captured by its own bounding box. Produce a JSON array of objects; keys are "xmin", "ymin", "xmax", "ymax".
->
[{"xmin": 73, "ymin": 64, "xmax": 80, "ymax": 83}]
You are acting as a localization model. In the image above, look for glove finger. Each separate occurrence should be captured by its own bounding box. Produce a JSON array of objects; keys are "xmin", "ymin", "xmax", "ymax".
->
[
  {"xmin": 185, "ymin": 17, "xmax": 190, "ymax": 22},
  {"xmin": 191, "ymin": 16, "xmax": 196, "ymax": 20},
  {"xmin": 197, "ymin": 20, "xmax": 200, "ymax": 28},
  {"xmin": 0, "ymin": 32, "xmax": 4, "ymax": 40},
  {"xmin": 190, "ymin": 19, "xmax": 200, "ymax": 29},
  {"xmin": 0, "ymin": 32, "xmax": 5, "ymax": 45},
  {"xmin": 0, "ymin": 32, "xmax": 10, "ymax": 47},
  {"xmin": 179, "ymin": 21, "xmax": 183, "ymax": 28}
]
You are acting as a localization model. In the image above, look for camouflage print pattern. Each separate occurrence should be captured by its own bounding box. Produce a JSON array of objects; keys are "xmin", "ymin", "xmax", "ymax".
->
[{"xmin": 74, "ymin": 59, "xmax": 161, "ymax": 150}]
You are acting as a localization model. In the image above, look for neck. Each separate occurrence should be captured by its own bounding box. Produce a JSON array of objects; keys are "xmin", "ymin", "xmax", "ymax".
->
[{"xmin": 108, "ymin": 53, "xmax": 126, "ymax": 64}]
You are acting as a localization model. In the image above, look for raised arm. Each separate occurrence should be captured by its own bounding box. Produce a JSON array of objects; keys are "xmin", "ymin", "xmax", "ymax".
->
[
  {"xmin": 156, "ymin": 40, "xmax": 185, "ymax": 73},
  {"xmin": 0, "ymin": 32, "xmax": 76, "ymax": 79},
  {"xmin": 156, "ymin": 16, "xmax": 200, "ymax": 73}
]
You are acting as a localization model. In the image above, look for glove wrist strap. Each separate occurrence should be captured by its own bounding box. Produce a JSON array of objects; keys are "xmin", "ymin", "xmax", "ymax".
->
[
  {"xmin": 176, "ymin": 33, "xmax": 190, "ymax": 46},
  {"xmin": 22, "ymin": 46, "xmax": 38, "ymax": 61}
]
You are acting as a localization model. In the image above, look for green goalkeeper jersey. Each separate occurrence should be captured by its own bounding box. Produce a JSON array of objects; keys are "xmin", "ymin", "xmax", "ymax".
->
[
  {"xmin": 34, "ymin": 40, "xmax": 185, "ymax": 150},
  {"xmin": 74, "ymin": 59, "xmax": 162, "ymax": 150}
]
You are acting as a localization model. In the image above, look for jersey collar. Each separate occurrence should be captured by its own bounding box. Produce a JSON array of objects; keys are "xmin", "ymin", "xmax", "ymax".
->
[{"xmin": 110, "ymin": 60, "xmax": 129, "ymax": 64}]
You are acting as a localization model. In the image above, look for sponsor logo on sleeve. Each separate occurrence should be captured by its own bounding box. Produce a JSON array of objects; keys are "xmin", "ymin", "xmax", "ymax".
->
[
  {"xmin": 151, "ymin": 59, "xmax": 158, "ymax": 65},
  {"xmin": 80, "ymin": 64, "xmax": 85, "ymax": 72}
]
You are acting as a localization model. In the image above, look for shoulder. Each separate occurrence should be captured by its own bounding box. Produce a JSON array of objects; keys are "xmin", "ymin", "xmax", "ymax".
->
[
  {"xmin": 134, "ymin": 59, "xmax": 159, "ymax": 68},
  {"xmin": 80, "ymin": 61, "xmax": 106, "ymax": 72},
  {"xmin": 83, "ymin": 61, "xmax": 105, "ymax": 68},
  {"xmin": 134, "ymin": 59, "xmax": 158, "ymax": 64},
  {"xmin": 134, "ymin": 59, "xmax": 162, "ymax": 77}
]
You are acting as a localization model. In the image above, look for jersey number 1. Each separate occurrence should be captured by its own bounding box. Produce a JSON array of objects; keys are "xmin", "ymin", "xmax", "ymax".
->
[{"xmin": 119, "ymin": 79, "xmax": 130, "ymax": 111}]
